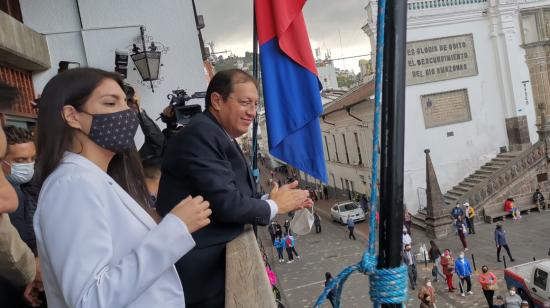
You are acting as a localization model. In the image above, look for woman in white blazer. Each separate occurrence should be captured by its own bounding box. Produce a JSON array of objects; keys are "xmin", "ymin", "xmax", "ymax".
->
[{"xmin": 33, "ymin": 68, "xmax": 212, "ymax": 308}]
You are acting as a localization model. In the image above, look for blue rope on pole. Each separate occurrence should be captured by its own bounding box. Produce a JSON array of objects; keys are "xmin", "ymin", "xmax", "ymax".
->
[{"xmin": 313, "ymin": 0, "xmax": 408, "ymax": 306}]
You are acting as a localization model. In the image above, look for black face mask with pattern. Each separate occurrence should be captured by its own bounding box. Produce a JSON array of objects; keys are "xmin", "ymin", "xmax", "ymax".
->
[{"xmin": 81, "ymin": 109, "xmax": 139, "ymax": 153}]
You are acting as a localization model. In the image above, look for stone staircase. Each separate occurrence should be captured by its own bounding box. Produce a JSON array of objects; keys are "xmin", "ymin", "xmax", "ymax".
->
[
  {"xmin": 442, "ymin": 152, "xmax": 521, "ymax": 207},
  {"xmin": 412, "ymin": 141, "xmax": 547, "ymax": 230}
]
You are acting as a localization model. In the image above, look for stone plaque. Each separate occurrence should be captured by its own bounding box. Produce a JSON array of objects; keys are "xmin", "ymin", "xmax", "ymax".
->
[
  {"xmin": 421, "ymin": 89, "xmax": 471, "ymax": 128},
  {"xmin": 406, "ymin": 34, "xmax": 478, "ymax": 86}
]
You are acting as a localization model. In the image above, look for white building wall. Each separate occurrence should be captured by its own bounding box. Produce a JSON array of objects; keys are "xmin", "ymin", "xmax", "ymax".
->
[
  {"xmin": 317, "ymin": 62, "xmax": 340, "ymax": 90},
  {"xmin": 20, "ymin": 0, "xmax": 207, "ymax": 146},
  {"xmin": 364, "ymin": 0, "xmax": 543, "ymax": 213}
]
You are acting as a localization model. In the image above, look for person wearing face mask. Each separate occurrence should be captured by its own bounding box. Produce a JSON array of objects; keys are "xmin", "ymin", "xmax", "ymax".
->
[
  {"xmin": 1, "ymin": 126, "xmax": 47, "ymax": 307},
  {"xmin": 33, "ymin": 68, "xmax": 212, "ymax": 307},
  {"xmin": 2, "ymin": 127, "xmax": 38, "ymax": 256},
  {"xmin": 402, "ymin": 244, "xmax": 417, "ymax": 290},
  {"xmin": 479, "ymin": 265, "xmax": 497, "ymax": 307},
  {"xmin": 495, "ymin": 222, "xmax": 515, "ymax": 262},
  {"xmin": 440, "ymin": 249, "xmax": 456, "ymax": 292},
  {"xmin": 454, "ymin": 251, "xmax": 473, "ymax": 297},
  {"xmin": 0, "ymin": 84, "xmax": 42, "ymax": 307},
  {"xmin": 505, "ymin": 287, "xmax": 522, "ymax": 308},
  {"xmin": 418, "ymin": 277, "xmax": 435, "ymax": 307}
]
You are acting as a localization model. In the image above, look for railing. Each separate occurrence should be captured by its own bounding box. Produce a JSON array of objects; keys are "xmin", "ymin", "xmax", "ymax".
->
[
  {"xmin": 407, "ymin": 0, "xmax": 487, "ymax": 11},
  {"xmin": 461, "ymin": 141, "xmax": 546, "ymax": 211},
  {"xmin": 225, "ymin": 225, "xmax": 277, "ymax": 308}
]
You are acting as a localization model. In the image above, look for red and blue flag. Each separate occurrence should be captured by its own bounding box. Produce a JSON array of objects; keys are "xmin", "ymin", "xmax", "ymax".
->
[{"xmin": 255, "ymin": 0, "xmax": 327, "ymax": 182}]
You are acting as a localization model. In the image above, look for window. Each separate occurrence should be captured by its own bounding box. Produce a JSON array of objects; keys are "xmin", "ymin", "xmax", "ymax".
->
[
  {"xmin": 521, "ymin": 12, "xmax": 540, "ymax": 44},
  {"xmin": 333, "ymin": 135, "xmax": 340, "ymax": 161},
  {"xmin": 341, "ymin": 178, "xmax": 345, "ymax": 190},
  {"xmin": 339, "ymin": 203, "xmax": 358, "ymax": 212},
  {"xmin": 324, "ymin": 135, "xmax": 331, "ymax": 161},
  {"xmin": 342, "ymin": 133, "xmax": 350, "ymax": 164},
  {"xmin": 354, "ymin": 132, "xmax": 363, "ymax": 165},
  {"xmin": 534, "ymin": 269, "xmax": 548, "ymax": 290}
]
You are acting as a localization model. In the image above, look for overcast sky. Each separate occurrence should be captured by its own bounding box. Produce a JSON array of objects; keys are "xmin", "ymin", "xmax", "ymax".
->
[{"xmin": 195, "ymin": 0, "xmax": 372, "ymax": 73}]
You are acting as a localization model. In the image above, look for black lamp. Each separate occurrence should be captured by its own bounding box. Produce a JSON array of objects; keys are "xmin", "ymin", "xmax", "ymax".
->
[{"xmin": 130, "ymin": 26, "xmax": 161, "ymax": 92}]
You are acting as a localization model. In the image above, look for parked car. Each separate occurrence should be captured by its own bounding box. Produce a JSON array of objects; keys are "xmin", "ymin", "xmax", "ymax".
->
[
  {"xmin": 505, "ymin": 259, "xmax": 550, "ymax": 307},
  {"xmin": 330, "ymin": 201, "xmax": 365, "ymax": 224}
]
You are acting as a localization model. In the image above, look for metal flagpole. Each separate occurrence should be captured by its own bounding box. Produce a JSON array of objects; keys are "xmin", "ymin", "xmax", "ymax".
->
[{"xmin": 378, "ymin": 0, "xmax": 407, "ymax": 307}]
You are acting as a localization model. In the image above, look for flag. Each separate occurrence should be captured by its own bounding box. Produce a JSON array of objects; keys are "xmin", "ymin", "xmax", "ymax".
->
[{"xmin": 255, "ymin": 0, "xmax": 327, "ymax": 183}]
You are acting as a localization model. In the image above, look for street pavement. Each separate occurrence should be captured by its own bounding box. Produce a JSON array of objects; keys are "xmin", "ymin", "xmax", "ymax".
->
[
  {"xmin": 260, "ymin": 168, "xmax": 550, "ymax": 307},
  {"xmin": 263, "ymin": 170, "xmax": 550, "ymax": 308}
]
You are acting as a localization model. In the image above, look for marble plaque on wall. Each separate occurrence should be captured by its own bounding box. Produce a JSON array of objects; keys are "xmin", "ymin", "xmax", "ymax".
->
[
  {"xmin": 421, "ymin": 89, "xmax": 472, "ymax": 128},
  {"xmin": 406, "ymin": 34, "xmax": 478, "ymax": 86}
]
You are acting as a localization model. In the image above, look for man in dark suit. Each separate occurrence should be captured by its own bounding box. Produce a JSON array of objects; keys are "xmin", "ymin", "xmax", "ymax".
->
[{"xmin": 156, "ymin": 69, "xmax": 312, "ymax": 307}]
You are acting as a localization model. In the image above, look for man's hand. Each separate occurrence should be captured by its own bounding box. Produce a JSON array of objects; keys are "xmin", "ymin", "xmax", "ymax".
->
[
  {"xmin": 23, "ymin": 257, "xmax": 44, "ymax": 307},
  {"xmin": 23, "ymin": 282, "xmax": 42, "ymax": 307},
  {"xmin": 270, "ymin": 181, "xmax": 311, "ymax": 214}
]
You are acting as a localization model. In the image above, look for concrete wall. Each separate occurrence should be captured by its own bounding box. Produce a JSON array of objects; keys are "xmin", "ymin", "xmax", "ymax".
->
[
  {"xmin": 0, "ymin": 10, "xmax": 50, "ymax": 71},
  {"xmin": 20, "ymin": 0, "xmax": 207, "ymax": 145}
]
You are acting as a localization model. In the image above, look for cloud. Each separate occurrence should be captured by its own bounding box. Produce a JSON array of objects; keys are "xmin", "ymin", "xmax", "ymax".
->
[{"xmin": 195, "ymin": 0, "xmax": 371, "ymax": 72}]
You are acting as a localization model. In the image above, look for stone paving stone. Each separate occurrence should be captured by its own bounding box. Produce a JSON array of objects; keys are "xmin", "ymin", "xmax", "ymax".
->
[{"xmin": 263, "ymin": 198, "xmax": 550, "ymax": 307}]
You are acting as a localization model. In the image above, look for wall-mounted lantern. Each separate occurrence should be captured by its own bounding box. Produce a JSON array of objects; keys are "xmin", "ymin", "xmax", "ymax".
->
[{"xmin": 130, "ymin": 26, "xmax": 161, "ymax": 92}]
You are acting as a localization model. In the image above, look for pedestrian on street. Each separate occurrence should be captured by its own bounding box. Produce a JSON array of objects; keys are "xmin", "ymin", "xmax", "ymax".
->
[
  {"xmin": 505, "ymin": 287, "xmax": 522, "ymax": 308},
  {"xmin": 323, "ymin": 186, "xmax": 329, "ymax": 200},
  {"xmin": 479, "ymin": 265, "xmax": 497, "ymax": 307},
  {"xmin": 418, "ymin": 277, "xmax": 436, "ymax": 307},
  {"xmin": 495, "ymin": 222, "xmax": 515, "ymax": 262},
  {"xmin": 274, "ymin": 236, "xmax": 285, "ymax": 263},
  {"xmin": 428, "ymin": 240, "xmax": 445, "ymax": 282},
  {"xmin": 403, "ymin": 244, "xmax": 417, "ymax": 290},
  {"xmin": 464, "ymin": 202, "xmax": 476, "ymax": 234},
  {"xmin": 404, "ymin": 206, "xmax": 412, "ymax": 235},
  {"xmin": 533, "ymin": 188, "xmax": 546, "ymax": 211},
  {"xmin": 275, "ymin": 222, "xmax": 283, "ymax": 239},
  {"xmin": 284, "ymin": 234, "xmax": 294, "ymax": 264},
  {"xmin": 441, "ymin": 249, "xmax": 456, "ymax": 292},
  {"xmin": 324, "ymin": 272, "xmax": 336, "ymax": 307},
  {"xmin": 419, "ymin": 293, "xmax": 435, "ymax": 308},
  {"xmin": 520, "ymin": 300, "xmax": 529, "ymax": 308},
  {"xmin": 494, "ymin": 295, "xmax": 505, "ymax": 308},
  {"xmin": 314, "ymin": 212, "xmax": 322, "ymax": 233},
  {"xmin": 284, "ymin": 219, "xmax": 291, "ymax": 234},
  {"xmin": 268, "ymin": 221, "xmax": 277, "ymax": 244},
  {"xmin": 456, "ymin": 216, "xmax": 468, "ymax": 251},
  {"xmin": 451, "ymin": 203, "xmax": 465, "ymax": 222},
  {"xmin": 360, "ymin": 195, "xmax": 369, "ymax": 216},
  {"xmin": 288, "ymin": 234, "xmax": 300, "ymax": 260},
  {"xmin": 403, "ymin": 227, "xmax": 412, "ymax": 247},
  {"xmin": 347, "ymin": 217, "xmax": 356, "ymax": 240},
  {"xmin": 454, "ymin": 251, "xmax": 473, "ymax": 297}
]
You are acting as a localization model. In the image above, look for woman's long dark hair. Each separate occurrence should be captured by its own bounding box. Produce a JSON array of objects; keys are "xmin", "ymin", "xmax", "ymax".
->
[{"xmin": 35, "ymin": 68, "xmax": 157, "ymax": 221}]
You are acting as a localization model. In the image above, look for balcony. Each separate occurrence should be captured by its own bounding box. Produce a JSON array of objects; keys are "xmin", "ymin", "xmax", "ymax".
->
[
  {"xmin": 407, "ymin": 0, "xmax": 487, "ymax": 11},
  {"xmin": 225, "ymin": 225, "xmax": 277, "ymax": 308}
]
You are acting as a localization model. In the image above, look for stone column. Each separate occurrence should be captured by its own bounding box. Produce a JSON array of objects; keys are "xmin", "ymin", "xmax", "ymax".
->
[
  {"xmin": 487, "ymin": 1, "xmax": 533, "ymax": 151},
  {"xmin": 524, "ymin": 45, "xmax": 550, "ymax": 123},
  {"xmin": 424, "ymin": 149, "xmax": 453, "ymax": 239},
  {"xmin": 505, "ymin": 116, "xmax": 531, "ymax": 151}
]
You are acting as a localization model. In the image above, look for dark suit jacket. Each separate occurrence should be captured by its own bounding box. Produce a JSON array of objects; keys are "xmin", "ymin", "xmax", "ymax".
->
[{"xmin": 156, "ymin": 110, "xmax": 271, "ymax": 305}]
